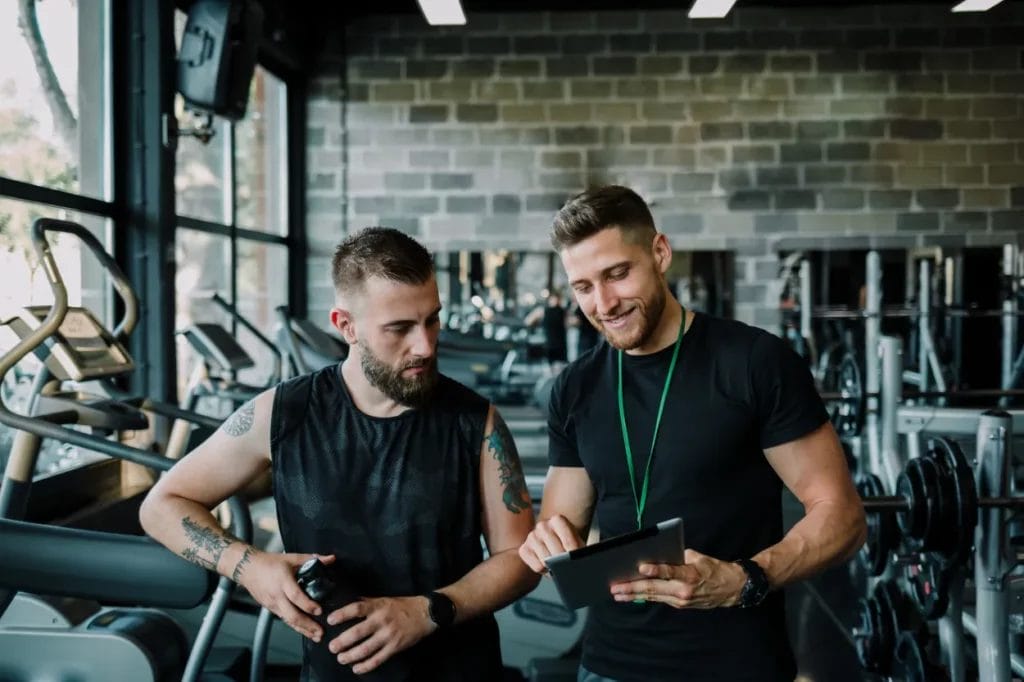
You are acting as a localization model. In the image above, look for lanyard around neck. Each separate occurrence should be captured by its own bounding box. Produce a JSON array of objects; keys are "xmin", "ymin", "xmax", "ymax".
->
[{"xmin": 617, "ymin": 311, "xmax": 685, "ymax": 530}]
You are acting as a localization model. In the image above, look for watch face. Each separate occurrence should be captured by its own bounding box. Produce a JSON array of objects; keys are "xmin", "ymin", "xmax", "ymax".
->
[{"xmin": 429, "ymin": 592, "xmax": 456, "ymax": 627}]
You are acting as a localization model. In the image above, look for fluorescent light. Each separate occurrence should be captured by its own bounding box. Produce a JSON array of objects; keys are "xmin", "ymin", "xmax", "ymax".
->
[
  {"xmin": 951, "ymin": 0, "xmax": 1005, "ymax": 10},
  {"xmin": 416, "ymin": 0, "xmax": 466, "ymax": 25},
  {"xmin": 688, "ymin": 0, "xmax": 739, "ymax": 18}
]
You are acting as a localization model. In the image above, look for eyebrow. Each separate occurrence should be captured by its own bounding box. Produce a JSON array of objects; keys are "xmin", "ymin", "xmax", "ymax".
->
[
  {"xmin": 381, "ymin": 305, "xmax": 443, "ymax": 327},
  {"xmin": 569, "ymin": 260, "xmax": 631, "ymax": 287}
]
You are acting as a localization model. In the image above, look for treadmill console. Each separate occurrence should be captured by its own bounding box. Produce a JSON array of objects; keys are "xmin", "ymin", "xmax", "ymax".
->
[{"xmin": 6, "ymin": 306, "xmax": 134, "ymax": 382}]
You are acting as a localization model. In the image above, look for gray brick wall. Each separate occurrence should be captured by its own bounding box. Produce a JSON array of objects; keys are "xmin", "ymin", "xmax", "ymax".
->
[{"xmin": 306, "ymin": 4, "xmax": 1024, "ymax": 328}]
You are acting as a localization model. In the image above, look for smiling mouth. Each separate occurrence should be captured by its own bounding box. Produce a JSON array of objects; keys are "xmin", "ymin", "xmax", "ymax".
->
[{"xmin": 601, "ymin": 309, "xmax": 634, "ymax": 326}]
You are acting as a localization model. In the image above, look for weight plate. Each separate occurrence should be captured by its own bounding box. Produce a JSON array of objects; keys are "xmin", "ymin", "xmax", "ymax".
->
[
  {"xmin": 857, "ymin": 473, "xmax": 896, "ymax": 576},
  {"xmin": 904, "ymin": 554, "xmax": 950, "ymax": 620},
  {"xmin": 928, "ymin": 437, "xmax": 977, "ymax": 566}
]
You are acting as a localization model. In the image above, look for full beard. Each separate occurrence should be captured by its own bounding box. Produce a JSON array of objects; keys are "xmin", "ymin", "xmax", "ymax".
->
[
  {"xmin": 599, "ymin": 285, "xmax": 667, "ymax": 351},
  {"xmin": 359, "ymin": 344, "xmax": 438, "ymax": 407}
]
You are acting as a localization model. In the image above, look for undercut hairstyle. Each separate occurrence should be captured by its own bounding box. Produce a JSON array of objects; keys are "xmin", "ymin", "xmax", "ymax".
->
[
  {"xmin": 331, "ymin": 227, "xmax": 434, "ymax": 295},
  {"xmin": 550, "ymin": 185, "xmax": 657, "ymax": 252}
]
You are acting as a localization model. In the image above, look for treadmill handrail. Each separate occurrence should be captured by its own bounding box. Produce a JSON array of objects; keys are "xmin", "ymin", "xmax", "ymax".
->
[
  {"xmin": 0, "ymin": 517, "xmax": 217, "ymax": 608},
  {"xmin": 211, "ymin": 293, "xmax": 282, "ymax": 384},
  {"xmin": 32, "ymin": 218, "xmax": 138, "ymax": 341}
]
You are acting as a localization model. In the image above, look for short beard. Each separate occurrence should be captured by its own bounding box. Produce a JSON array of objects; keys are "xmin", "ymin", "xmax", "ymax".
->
[
  {"xmin": 603, "ymin": 284, "xmax": 667, "ymax": 351},
  {"xmin": 359, "ymin": 342, "xmax": 438, "ymax": 406}
]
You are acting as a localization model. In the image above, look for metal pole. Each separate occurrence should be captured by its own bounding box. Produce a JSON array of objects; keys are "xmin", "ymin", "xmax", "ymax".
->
[
  {"xmin": 865, "ymin": 251, "xmax": 882, "ymax": 478},
  {"xmin": 879, "ymin": 335, "xmax": 903, "ymax": 491},
  {"xmin": 962, "ymin": 613, "xmax": 1024, "ymax": 678},
  {"xmin": 799, "ymin": 259, "xmax": 814, "ymax": 367},
  {"xmin": 975, "ymin": 410, "xmax": 1013, "ymax": 682},
  {"xmin": 1001, "ymin": 245, "xmax": 1018, "ymax": 404},
  {"xmin": 919, "ymin": 258, "xmax": 932, "ymax": 392},
  {"xmin": 939, "ymin": 570, "xmax": 966, "ymax": 682}
]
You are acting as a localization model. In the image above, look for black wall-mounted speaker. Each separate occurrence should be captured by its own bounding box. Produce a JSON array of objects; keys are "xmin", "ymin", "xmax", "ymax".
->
[{"xmin": 177, "ymin": 0, "xmax": 264, "ymax": 121}]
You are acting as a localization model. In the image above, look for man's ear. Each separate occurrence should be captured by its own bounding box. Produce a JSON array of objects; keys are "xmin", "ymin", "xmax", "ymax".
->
[
  {"xmin": 652, "ymin": 233, "xmax": 673, "ymax": 274},
  {"xmin": 330, "ymin": 307, "xmax": 358, "ymax": 345}
]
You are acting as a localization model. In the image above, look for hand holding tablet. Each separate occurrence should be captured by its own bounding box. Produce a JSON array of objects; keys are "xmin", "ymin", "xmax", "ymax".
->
[{"xmin": 542, "ymin": 517, "xmax": 685, "ymax": 609}]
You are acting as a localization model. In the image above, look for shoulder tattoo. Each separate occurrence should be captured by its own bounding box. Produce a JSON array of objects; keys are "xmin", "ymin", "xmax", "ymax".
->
[
  {"xmin": 221, "ymin": 400, "xmax": 255, "ymax": 437},
  {"xmin": 486, "ymin": 412, "xmax": 531, "ymax": 514}
]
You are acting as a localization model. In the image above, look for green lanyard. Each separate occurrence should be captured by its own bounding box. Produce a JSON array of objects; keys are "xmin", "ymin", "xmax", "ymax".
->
[{"xmin": 617, "ymin": 312, "xmax": 685, "ymax": 530}]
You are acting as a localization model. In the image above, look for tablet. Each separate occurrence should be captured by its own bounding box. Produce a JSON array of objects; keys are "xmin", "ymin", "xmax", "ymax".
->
[{"xmin": 543, "ymin": 517, "xmax": 685, "ymax": 609}]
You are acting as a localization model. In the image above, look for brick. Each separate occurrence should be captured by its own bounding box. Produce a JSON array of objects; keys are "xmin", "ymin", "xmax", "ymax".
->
[
  {"xmin": 593, "ymin": 57, "xmax": 637, "ymax": 76},
  {"xmin": 689, "ymin": 56, "xmax": 719, "ymax": 75},
  {"xmin": 562, "ymin": 35, "xmax": 605, "ymax": 55},
  {"xmin": 451, "ymin": 59, "xmax": 496, "ymax": 79},
  {"xmin": 499, "ymin": 59, "xmax": 541, "ymax": 77},
  {"xmin": 723, "ymin": 54, "xmax": 766, "ymax": 74},
  {"xmin": 630, "ymin": 126, "xmax": 673, "ymax": 144},
  {"xmin": 701, "ymin": 122, "xmax": 744, "ymax": 141},
  {"xmin": 962, "ymin": 189, "xmax": 1008, "ymax": 209},
  {"xmin": 602, "ymin": 126, "xmax": 627, "ymax": 145},
  {"xmin": 749, "ymin": 121, "xmax": 792, "ymax": 140},
  {"xmin": 639, "ymin": 56, "xmax": 683, "ymax": 76},
  {"xmin": 456, "ymin": 104, "xmax": 498, "ymax": 123},
  {"xmin": 616, "ymin": 79, "xmax": 659, "ymax": 98},
  {"xmin": 755, "ymin": 214, "xmax": 798, "ymax": 233},
  {"xmin": 591, "ymin": 148, "xmax": 649, "ymax": 166},
  {"xmin": 1013, "ymin": 187, "xmax": 1024, "ymax": 207},
  {"xmin": 805, "ymin": 165, "xmax": 847, "ymax": 185},
  {"xmin": 353, "ymin": 196, "xmax": 395, "ymax": 214},
  {"xmin": 794, "ymin": 121, "xmax": 837, "ymax": 141},
  {"xmin": 409, "ymin": 150, "xmax": 450, "ymax": 167},
  {"xmin": 354, "ymin": 60, "xmax": 401, "ymax": 79},
  {"xmin": 398, "ymin": 197, "xmax": 440, "ymax": 214},
  {"xmin": 921, "ymin": 144, "xmax": 967, "ymax": 164},
  {"xmin": 844, "ymin": 120, "xmax": 886, "ymax": 138},
  {"xmin": 850, "ymin": 165, "xmax": 894, "ymax": 184},
  {"xmin": 409, "ymin": 105, "xmax": 448, "ymax": 124},
  {"xmin": 541, "ymin": 151, "xmax": 582, "ymax": 168},
  {"xmin": 538, "ymin": 172, "xmax": 584, "ymax": 190},
  {"xmin": 501, "ymin": 14, "xmax": 546, "ymax": 31},
  {"xmin": 501, "ymin": 104, "xmax": 546, "ymax": 123},
  {"xmin": 572, "ymin": 81, "xmax": 613, "ymax": 98},
  {"xmin": 608, "ymin": 33, "xmax": 653, "ymax": 53},
  {"xmin": 923, "ymin": 52, "xmax": 969, "ymax": 72},
  {"xmin": 818, "ymin": 52, "xmax": 860, "ymax": 73},
  {"xmin": 993, "ymin": 120, "xmax": 1024, "ymax": 139},
  {"xmin": 377, "ymin": 217, "xmax": 419, "ymax": 235},
  {"xmin": 595, "ymin": 102, "xmax": 640, "ymax": 122},
  {"xmin": 973, "ymin": 48, "xmax": 1020, "ymax": 71},
  {"xmin": 869, "ymin": 191, "xmax": 912, "ymax": 209},
  {"xmin": 916, "ymin": 189, "xmax": 960, "ymax": 209},
  {"xmin": 894, "ymin": 29, "xmax": 941, "ymax": 47},
  {"xmin": 451, "ymin": 150, "xmax": 491, "ymax": 168},
  {"xmin": 525, "ymin": 193, "xmax": 568, "ymax": 212},
  {"xmin": 675, "ymin": 124, "xmax": 699, "ymax": 144},
  {"xmin": 719, "ymin": 169, "xmax": 752, "ymax": 190},
  {"xmin": 794, "ymin": 77, "xmax": 834, "ymax": 96},
  {"xmin": 925, "ymin": 99, "xmax": 970, "ymax": 119},
  {"xmin": 993, "ymin": 210, "xmax": 1024, "ymax": 231},
  {"xmin": 641, "ymin": 102, "xmax": 684, "ymax": 121},
  {"xmin": 947, "ymin": 120, "xmax": 992, "ymax": 140},
  {"xmin": 756, "ymin": 167, "xmax": 798, "ymax": 186},
  {"xmin": 371, "ymin": 82, "xmax": 415, "ymax": 102},
  {"xmin": 513, "ymin": 35, "xmax": 558, "ymax": 54},
  {"xmin": 690, "ymin": 101, "xmax": 733, "ymax": 121},
  {"xmin": 661, "ymin": 214, "xmax": 704, "ymax": 234},
  {"xmin": 733, "ymin": 145, "xmax": 776, "ymax": 163},
  {"xmin": 865, "ymin": 51, "xmax": 923, "ymax": 72},
  {"xmin": 891, "ymin": 119, "xmax": 943, "ymax": 140},
  {"xmin": 827, "ymin": 143, "xmax": 871, "ymax": 162},
  {"xmin": 427, "ymin": 82, "xmax": 472, "ymax": 101},
  {"xmin": 781, "ymin": 143, "xmax": 823, "ymax": 164},
  {"xmin": 422, "ymin": 37, "xmax": 463, "ymax": 55},
  {"xmin": 898, "ymin": 166, "xmax": 944, "ymax": 186},
  {"xmin": 769, "ymin": 55, "xmax": 812, "ymax": 72},
  {"xmin": 475, "ymin": 81, "xmax": 518, "ymax": 100},
  {"xmin": 822, "ymin": 189, "xmax": 865, "ymax": 210},
  {"xmin": 748, "ymin": 77, "xmax": 789, "ymax": 98},
  {"xmin": 735, "ymin": 101, "xmax": 780, "ymax": 119},
  {"xmin": 847, "ymin": 29, "xmax": 891, "ymax": 49},
  {"xmin": 990, "ymin": 165, "xmax": 1024, "ymax": 184},
  {"xmin": 994, "ymin": 75, "xmax": 1024, "ymax": 95},
  {"xmin": 672, "ymin": 173, "xmax": 715, "ymax": 192},
  {"xmin": 595, "ymin": 11, "xmax": 640, "ymax": 30},
  {"xmin": 946, "ymin": 166, "xmax": 985, "ymax": 185},
  {"xmin": 493, "ymin": 195, "xmax": 521, "ymax": 213},
  {"xmin": 841, "ymin": 74, "xmax": 892, "ymax": 95},
  {"xmin": 547, "ymin": 57, "xmax": 590, "ymax": 78},
  {"xmin": 700, "ymin": 76, "xmax": 745, "ymax": 97},
  {"xmin": 830, "ymin": 99, "xmax": 885, "ymax": 117},
  {"xmin": 654, "ymin": 33, "xmax": 701, "ymax": 52},
  {"xmin": 431, "ymin": 173, "xmax": 473, "ymax": 190},
  {"xmin": 728, "ymin": 191, "xmax": 771, "ymax": 210},
  {"xmin": 799, "ymin": 30, "xmax": 844, "ymax": 49},
  {"xmin": 943, "ymin": 212, "xmax": 988, "ymax": 231},
  {"xmin": 751, "ymin": 30, "xmax": 797, "ymax": 50},
  {"xmin": 523, "ymin": 81, "xmax": 565, "ymax": 100},
  {"xmin": 948, "ymin": 74, "xmax": 993, "ymax": 94},
  {"xmin": 882, "ymin": 98, "xmax": 923, "ymax": 118},
  {"xmin": 554, "ymin": 127, "xmax": 600, "ymax": 145},
  {"xmin": 895, "ymin": 75, "xmax": 943, "ymax": 94},
  {"xmin": 896, "ymin": 213, "xmax": 939, "ymax": 231},
  {"xmin": 548, "ymin": 103, "xmax": 590, "ymax": 122},
  {"xmin": 651, "ymin": 149, "xmax": 695, "ymax": 167},
  {"xmin": 698, "ymin": 147, "xmax": 729, "ymax": 168},
  {"xmin": 445, "ymin": 196, "xmax": 487, "ymax": 214},
  {"xmin": 467, "ymin": 36, "xmax": 510, "ymax": 55},
  {"xmin": 776, "ymin": 190, "xmax": 816, "ymax": 211},
  {"xmin": 705, "ymin": 31, "xmax": 752, "ymax": 50}
]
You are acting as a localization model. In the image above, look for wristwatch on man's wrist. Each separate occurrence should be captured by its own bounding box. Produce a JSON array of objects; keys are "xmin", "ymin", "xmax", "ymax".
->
[
  {"xmin": 426, "ymin": 591, "xmax": 456, "ymax": 629},
  {"xmin": 734, "ymin": 558, "xmax": 770, "ymax": 608}
]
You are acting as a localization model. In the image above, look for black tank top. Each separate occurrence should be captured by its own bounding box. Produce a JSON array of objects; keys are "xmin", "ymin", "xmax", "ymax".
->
[{"xmin": 271, "ymin": 364, "xmax": 503, "ymax": 681}]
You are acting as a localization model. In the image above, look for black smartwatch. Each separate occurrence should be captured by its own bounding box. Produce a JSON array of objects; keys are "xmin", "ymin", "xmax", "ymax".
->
[
  {"xmin": 735, "ymin": 558, "xmax": 770, "ymax": 608},
  {"xmin": 426, "ymin": 591, "xmax": 456, "ymax": 629}
]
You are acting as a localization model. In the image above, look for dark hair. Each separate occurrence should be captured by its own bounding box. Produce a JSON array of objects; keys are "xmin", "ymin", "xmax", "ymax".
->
[
  {"xmin": 551, "ymin": 185, "xmax": 657, "ymax": 251},
  {"xmin": 331, "ymin": 227, "xmax": 434, "ymax": 294}
]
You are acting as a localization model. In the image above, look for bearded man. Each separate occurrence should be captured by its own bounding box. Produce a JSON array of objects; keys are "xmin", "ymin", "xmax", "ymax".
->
[{"xmin": 142, "ymin": 227, "xmax": 537, "ymax": 681}]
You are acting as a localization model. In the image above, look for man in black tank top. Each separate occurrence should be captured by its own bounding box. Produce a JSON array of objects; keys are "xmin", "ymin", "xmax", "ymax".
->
[
  {"xmin": 140, "ymin": 228, "xmax": 539, "ymax": 681},
  {"xmin": 517, "ymin": 186, "xmax": 867, "ymax": 682}
]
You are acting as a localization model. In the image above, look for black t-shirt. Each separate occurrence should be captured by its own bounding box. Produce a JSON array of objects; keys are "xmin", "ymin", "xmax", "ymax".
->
[
  {"xmin": 271, "ymin": 365, "xmax": 502, "ymax": 682},
  {"xmin": 547, "ymin": 313, "xmax": 829, "ymax": 682}
]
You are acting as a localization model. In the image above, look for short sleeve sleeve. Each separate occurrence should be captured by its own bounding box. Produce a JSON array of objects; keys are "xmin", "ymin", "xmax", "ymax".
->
[
  {"xmin": 546, "ymin": 369, "xmax": 583, "ymax": 467},
  {"xmin": 750, "ymin": 332, "xmax": 830, "ymax": 450}
]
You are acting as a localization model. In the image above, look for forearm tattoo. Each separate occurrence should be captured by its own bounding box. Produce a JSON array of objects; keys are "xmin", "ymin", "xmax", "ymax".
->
[
  {"xmin": 486, "ymin": 412, "xmax": 530, "ymax": 514},
  {"xmin": 221, "ymin": 400, "xmax": 255, "ymax": 437},
  {"xmin": 231, "ymin": 545, "xmax": 255, "ymax": 583},
  {"xmin": 180, "ymin": 516, "xmax": 235, "ymax": 572}
]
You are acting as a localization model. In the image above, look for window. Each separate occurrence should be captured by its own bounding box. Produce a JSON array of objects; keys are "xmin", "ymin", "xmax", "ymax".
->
[{"xmin": 236, "ymin": 67, "xmax": 289, "ymax": 235}]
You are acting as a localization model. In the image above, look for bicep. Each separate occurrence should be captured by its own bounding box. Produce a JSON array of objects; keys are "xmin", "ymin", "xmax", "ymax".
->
[
  {"xmin": 763, "ymin": 422, "xmax": 858, "ymax": 509},
  {"xmin": 479, "ymin": 405, "xmax": 534, "ymax": 554},
  {"xmin": 539, "ymin": 466, "xmax": 595, "ymax": 536},
  {"xmin": 150, "ymin": 389, "xmax": 276, "ymax": 509}
]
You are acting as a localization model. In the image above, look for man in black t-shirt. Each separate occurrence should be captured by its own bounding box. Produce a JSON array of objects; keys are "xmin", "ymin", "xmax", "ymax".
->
[{"xmin": 518, "ymin": 186, "xmax": 866, "ymax": 682}]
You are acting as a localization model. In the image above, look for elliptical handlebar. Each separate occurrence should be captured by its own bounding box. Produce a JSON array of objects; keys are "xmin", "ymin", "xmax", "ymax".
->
[
  {"xmin": 210, "ymin": 292, "xmax": 282, "ymax": 384},
  {"xmin": 31, "ymin": 218, "xmax": 138, "ymax": 341}
]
